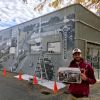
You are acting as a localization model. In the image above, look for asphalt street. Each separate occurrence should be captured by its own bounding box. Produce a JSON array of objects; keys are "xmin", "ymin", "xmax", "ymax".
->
[
  {"xmin": 0, "ymin": 71, "xmax": 68, "ymax": 100},
  {"xmin": 0, "ymin": 71, "xmax": 100, "ymax": 100}
]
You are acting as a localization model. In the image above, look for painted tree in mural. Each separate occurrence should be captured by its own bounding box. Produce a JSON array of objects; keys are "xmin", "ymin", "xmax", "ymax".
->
[{"xmin": 33, "ymin": 0, "xmax": 100, "ymax": 16}]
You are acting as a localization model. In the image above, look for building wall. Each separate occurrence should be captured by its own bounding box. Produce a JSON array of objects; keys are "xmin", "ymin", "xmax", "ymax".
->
[
  {"xmin": 75, "ymin": 4, "xmax": 100, "ymax": 30},
  {"xmin": 74, "ymin": 4, "xmax": 100, "ymax": 59},
  {"xmin": 74, "ymin": 4, "xmax": 100, "ymax": 79}
]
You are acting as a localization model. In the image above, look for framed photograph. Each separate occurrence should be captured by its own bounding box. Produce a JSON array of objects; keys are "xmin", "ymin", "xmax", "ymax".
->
[{"xmin": 58, "ymin": 67, "xmax": 81, "ymax": 83}]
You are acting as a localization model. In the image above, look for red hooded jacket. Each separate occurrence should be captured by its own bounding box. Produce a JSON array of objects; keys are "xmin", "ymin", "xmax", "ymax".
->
[{"xmin": 68, "ymin": 59, "xmax": 96, "ymax": 97}]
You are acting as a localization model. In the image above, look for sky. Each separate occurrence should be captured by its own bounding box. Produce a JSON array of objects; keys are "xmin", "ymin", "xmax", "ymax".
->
[{"xmin": 0, "ymin": 0, "xmax": 99, "ymax": 30}]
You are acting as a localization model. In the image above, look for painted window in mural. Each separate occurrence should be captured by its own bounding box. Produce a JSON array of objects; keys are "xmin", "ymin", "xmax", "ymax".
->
[
  {"xmin": 30, "ymin": 38, "xmax": 42, "ymax": 52},
  {"xmin": 47, "ymin": 42, "xmax": 61, "ymax": 53}
]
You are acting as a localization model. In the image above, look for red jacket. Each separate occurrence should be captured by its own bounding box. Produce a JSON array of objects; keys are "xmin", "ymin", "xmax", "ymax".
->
[{"xmin": 68, "ymin": 59, "xmax": 96, "ymax": 97}]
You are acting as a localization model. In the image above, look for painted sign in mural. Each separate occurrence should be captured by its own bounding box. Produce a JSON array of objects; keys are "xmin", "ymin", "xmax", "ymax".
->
[{"xmin": 61, "ymin": 14, "xmax": 75, "ymax": 59}]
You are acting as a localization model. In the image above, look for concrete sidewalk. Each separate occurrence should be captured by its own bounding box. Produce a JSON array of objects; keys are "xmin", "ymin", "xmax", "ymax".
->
[{"xmin": 89, "ymin": 81, "xmax": 100, "ymax": 100}]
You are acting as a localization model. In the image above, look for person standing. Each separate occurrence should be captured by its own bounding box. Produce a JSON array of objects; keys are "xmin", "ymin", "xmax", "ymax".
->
[{"xmin": 68, "ymin": 48, "xmax": 96, "ymax": 100}]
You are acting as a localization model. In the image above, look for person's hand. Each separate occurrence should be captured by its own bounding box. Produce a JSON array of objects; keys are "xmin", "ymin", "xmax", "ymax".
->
[{"xmin": 81, "ymin": 73, "xmax": 88, "ymax": 81}]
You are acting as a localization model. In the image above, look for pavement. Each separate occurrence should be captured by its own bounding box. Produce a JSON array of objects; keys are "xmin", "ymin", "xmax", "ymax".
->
[{"xmin": 0, "ymin": 71, "xmax": 100, "ymax": 100}]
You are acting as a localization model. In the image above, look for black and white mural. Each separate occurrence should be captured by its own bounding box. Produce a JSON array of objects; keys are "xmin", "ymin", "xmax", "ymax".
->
[
  {"xmin": 61, "ymin": 14, "xmax": 75, "ymax": 59},
  {"xmin": 0, "ymin": 7, "xmax": 75, "ymax": 75}
]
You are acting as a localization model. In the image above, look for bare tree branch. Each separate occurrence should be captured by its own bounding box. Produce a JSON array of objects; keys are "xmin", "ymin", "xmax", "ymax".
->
[{"xmin": 33, "ymin": 0, "xmax": 100, "ymax": 16}]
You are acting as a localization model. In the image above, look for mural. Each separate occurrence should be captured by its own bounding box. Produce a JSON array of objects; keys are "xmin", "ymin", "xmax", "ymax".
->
[{"xmin": 0, "ymin": 11, "xmax": 75, "ymax": 75}]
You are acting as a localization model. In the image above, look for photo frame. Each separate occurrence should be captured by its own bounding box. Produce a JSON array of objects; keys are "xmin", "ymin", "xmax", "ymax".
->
[{"xmin": 58, "ymin": 67, "xmax": 81, "ymax": 83}]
